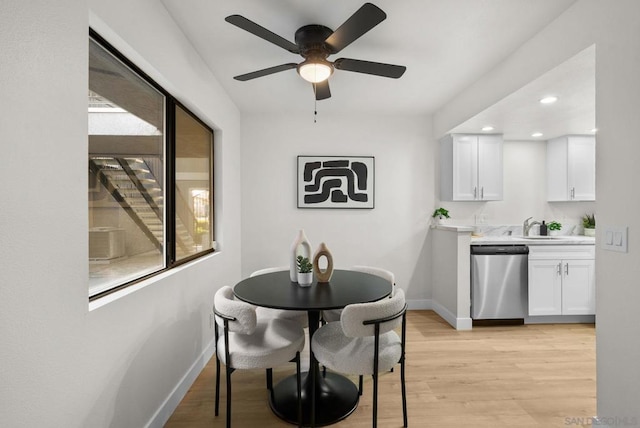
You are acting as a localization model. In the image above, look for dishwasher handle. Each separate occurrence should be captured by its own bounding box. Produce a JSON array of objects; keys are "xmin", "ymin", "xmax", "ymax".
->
[{"xmin": 471, "ymin": 245, "xmax": 529, "ymax": 255}]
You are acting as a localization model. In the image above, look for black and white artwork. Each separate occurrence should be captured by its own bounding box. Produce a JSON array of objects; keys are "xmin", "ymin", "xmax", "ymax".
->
[{"xmin": 297, "ymin": 156, "xmax": 375, "ymax": 209}]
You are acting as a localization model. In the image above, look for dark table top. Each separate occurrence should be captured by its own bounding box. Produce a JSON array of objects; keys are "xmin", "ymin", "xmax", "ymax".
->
[{"xmin": 233, "ymin": 269, "xmax": 392, "ymax": 311}]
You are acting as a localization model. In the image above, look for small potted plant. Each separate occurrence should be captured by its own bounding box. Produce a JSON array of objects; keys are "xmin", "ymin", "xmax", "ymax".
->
[
  {"xmin": 582, "ymin": 213, "xmax": 596, "ymax": 237},
  {"xmin": 296, "ymin": 255, "xmax": 313, "ymax": 287},
  {"xmin": 432, "ymin": 207, "xmax": 450, "ymax": 225},
  {"xmin": 548, "ymin": 221, "xmax": 562, "ymax": 236}
]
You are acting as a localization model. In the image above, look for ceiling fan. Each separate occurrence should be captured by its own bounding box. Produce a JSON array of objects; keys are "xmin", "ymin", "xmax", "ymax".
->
[{"xmin": 225, "ymin": 3, "xmax": 406, "ymax": 101}]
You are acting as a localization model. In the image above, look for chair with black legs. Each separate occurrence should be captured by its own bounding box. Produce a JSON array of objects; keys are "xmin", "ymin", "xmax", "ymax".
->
[
  {"xmin": 213, "ymin": 286, "xmax": 305, "ymax": 428},
  {"xmin": 312, "ymin": 288, "xmax": 408, "ymax": 428},
  {"xmin": 249, "ymin": 267, "xmax": 308, "ymax": 328},
  {"xmin": 321, "ymin": 265, "xmax": 395, "ymax": 323},
  {"xmin": 320, "ymin": 265, "xmax": 396, "ymax": 388}
]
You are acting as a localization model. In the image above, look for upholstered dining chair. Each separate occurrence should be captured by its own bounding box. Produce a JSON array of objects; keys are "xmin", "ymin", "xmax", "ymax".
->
[
  {"xmin": 213, "ymin": 286, "xmax": 305, "ymax": 428},
  {"xmin": 311, "ymin": 288, "xmax": 408, "ymax": 428},
  {"xmin": 249, "ymin": 267, "xmax": 309, "ymax": 328},
  {"xmin": 321, "ymin": 265, "xmax": 395, "ymax": 323}
]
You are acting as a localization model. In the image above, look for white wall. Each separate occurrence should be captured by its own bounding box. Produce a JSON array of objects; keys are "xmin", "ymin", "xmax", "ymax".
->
[
  {"xmin": 0, "ymin": 1, "xmax": 242, "ymax": 427},
  {"xmin": 240, "ymin": 112, "xmax": 433, "ymax": 306},
  {"xmin": 433, "ymin": 0, "xmax": 640, "ymax": 423},
  {"xmin": 431, "ymin": 228, "xmax": 472, "ymax": 329},
  {"xmin": 439, "ymin": 140, "xmax": 596, "ymax": 232}
]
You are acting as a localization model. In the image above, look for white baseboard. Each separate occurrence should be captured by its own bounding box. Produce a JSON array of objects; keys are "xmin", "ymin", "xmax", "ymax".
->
[
  {"xmin": 146, "ymin": 338, "xmax": 216, "ymax": 428},
  {"xmin": 431, "ymin": 300, "xmax": 472, "ymax": 330},
  {"xmin": 525, "ymin": 314, "xmax": 595, "ymax": 324}
]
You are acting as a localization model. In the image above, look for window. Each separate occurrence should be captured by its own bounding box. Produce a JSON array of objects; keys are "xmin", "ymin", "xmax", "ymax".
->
[
  {"xmin": 175, "ymin": 105, "xmax": 214, "ymax": 261},
  {"xmin": 88, "ymin": 31, "xmax": 214, "ymax": 299}
]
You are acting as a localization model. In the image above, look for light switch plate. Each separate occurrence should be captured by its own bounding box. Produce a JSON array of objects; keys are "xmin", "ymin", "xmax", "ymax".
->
[{"xmin": 602, "ymin": 226, "xmax": 628, "ymax": 253}]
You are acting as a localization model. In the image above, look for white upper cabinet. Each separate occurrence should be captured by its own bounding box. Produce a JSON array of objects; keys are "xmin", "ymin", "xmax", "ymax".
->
[
  {"xmin": 440, "ymin": 134, "xmax": 503, "ymax": 201},
  {"xmin": 547, "ymin": 135, "xmax": 596, "ymax": 201}
]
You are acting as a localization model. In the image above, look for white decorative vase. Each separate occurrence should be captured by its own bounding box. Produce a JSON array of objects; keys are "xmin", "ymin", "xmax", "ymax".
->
[
  {"xmin": 297, "ymin": 272, "xmax": 313, "ymax": 287},
  {"xmin": 290, "ymin": 229, "xmax": 312, "ymax": 282},
  {"xmin": 549, "ymin": 230, "xmax": 560, "ymax": 236},
  {"xmin": 584, "ymin": 228, "xmax": 596, "ymax": 237}
]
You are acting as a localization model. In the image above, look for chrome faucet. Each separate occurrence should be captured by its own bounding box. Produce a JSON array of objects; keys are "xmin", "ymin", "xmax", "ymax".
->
[{"xmin": 523, "ymin": 217, "xmax": 541, "ymax": 236}]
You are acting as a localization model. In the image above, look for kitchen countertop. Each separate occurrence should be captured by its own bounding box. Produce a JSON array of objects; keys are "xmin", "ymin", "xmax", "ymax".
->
[
  {"xmin": 471, "ymin": 235, "xmax": 595, "ymax": 245},
  {"xmin": 432, "ymin": 224, "xmax": 596, "ymax": 245}
]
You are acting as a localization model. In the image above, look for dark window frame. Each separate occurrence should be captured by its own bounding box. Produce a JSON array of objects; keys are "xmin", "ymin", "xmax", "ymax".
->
[{"xmin": 89, "ymin": 29, "xmax": 215, "ymax": 301}]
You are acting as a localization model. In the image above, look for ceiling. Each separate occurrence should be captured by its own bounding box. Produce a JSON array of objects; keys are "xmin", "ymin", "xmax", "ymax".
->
[
  {"xmin": 450, "ymin": 45, "xmax": 595, "ymax": 141},
  {"xmin": 161, "ymin": 0, "xmax": 588, "ymax": 137}
]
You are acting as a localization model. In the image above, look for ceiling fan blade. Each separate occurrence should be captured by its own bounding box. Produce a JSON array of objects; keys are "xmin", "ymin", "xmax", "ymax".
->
[
  {"xmin": 313, "ymin": 80, "xmax": 331, "ymax": 100},
  {"xmin": 334, "ymin": 58, "xmax": 406, "ymax": 78},
  {"xmin": 234, "ymin": 63, "xmax": 298, "ymax": 81},
  {"xmin": 225, "ymin": 15, "xmax": 299, "ymax": 54},
  {"xmin": 324, "ymin": 3, "xmax": 386, "ymax": 54}
]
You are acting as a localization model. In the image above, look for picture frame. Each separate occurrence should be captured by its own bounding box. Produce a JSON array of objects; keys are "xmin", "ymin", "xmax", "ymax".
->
[{"xmin": 297, "ymin": 156, "xmax": 375, "ymax": 209}]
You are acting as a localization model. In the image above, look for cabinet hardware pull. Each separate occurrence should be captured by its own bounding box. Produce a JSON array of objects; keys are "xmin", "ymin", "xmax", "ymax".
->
[
  {"xmin": 557, "ymin": 263, "xmax": 562, "ymax": 276},
  {"xmin": 571, "ymin": 187, "xmax": 575, "ymax": 199},
  {"xmin": 565, "ymin": 263, "xmax": 569, "ymax": 276}
]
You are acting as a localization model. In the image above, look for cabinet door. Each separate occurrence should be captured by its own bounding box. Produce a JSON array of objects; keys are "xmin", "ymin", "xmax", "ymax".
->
[
  {"xmin": 561, "ymin": 259, "xmax": 595, "ymax": 315},
  {"xmin": 546, "ymin": 137, "xmax": 569, "ymax": 201},
  {"xmin": 528, "ymin": 259, "xmax": 563, "ymax": 316},
  {"xmin": 567, "ymin": 136, "xmax": 596, "ymax": 201},
  {"xmin": 477, "ymin": 134, "xmax": 503, "ymax": 200},
  {"xmin": 452, "ymin": 135, "xmax": 478, "ymax": 200},
  {"xmin": 547, "ymin": 135, "xmax": 595, "ymax": 201}
]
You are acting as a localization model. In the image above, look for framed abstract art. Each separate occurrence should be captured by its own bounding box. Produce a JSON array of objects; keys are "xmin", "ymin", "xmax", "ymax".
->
[{"xmin": 297, "ymin": 156, "xmax": 375, "ymax": 209}]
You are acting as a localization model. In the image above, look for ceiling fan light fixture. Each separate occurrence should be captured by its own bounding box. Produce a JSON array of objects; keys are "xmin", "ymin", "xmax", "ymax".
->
[{"xmin": 297, "ymin": 60, "xmax": 334, "ymax": 83}]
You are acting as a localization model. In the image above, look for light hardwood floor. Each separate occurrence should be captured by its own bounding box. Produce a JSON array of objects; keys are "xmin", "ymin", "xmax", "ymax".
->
[{"xmin": 165, "ymin": 311, "xmax": 595, "ymax": 427}]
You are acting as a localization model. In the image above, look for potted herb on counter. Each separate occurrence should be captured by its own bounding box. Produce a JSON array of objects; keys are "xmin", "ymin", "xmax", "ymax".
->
[
  {"xmin": 582, "ymin": 213, "xmax": 596, "ymax": 237},
  {"xmin": 548, "ymin": 221, "xmax": 562, "ymax": 236},
  {"xmin": 432, "ymin": 207, "xmax": 450, "ymax": 225}
]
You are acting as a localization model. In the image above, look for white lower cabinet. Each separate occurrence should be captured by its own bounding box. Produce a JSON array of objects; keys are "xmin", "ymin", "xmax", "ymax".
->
[{"xmin": 528, "ymin": 245, "xmax": 595, "ymax": 316}]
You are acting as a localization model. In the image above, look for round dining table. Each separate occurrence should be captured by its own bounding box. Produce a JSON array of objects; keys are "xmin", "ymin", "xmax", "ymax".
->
[{"xmin": 233, "ymin": 269, "xmax": 392, "ymax": 427}]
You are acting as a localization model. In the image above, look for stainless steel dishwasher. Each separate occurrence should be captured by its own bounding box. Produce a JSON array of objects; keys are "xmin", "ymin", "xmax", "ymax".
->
[{"xmin": 471, "ymin": 245, "xmax": 529, "ymax": 320}]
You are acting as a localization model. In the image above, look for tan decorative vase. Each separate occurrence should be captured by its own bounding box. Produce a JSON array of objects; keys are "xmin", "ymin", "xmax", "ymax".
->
[{"xmin": 313, "ymin": 242, "xmax": 334, "ymax": 283}]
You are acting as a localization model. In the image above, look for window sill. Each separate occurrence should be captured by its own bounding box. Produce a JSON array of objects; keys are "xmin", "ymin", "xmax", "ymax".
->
[{"xmin": 88, "ymin": 251, "xmax": 219, "ymax": 312}]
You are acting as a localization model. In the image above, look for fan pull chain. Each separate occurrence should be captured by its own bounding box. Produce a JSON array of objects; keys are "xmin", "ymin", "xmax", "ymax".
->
[{"xmin": 313, "ymin": 83, "xmax": 318, "ymax": 123}]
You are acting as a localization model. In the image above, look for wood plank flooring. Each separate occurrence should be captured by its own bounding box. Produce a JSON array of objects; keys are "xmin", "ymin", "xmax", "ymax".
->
[{"xmin": 165, "ymin": 311, "xmax": 595, "ymax": 427}]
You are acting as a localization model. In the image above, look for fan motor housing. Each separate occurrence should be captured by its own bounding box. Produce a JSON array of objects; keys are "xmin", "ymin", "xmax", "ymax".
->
[{"xmin": 295, "ymin": 25, "xmax": 333, "ymax": 58}]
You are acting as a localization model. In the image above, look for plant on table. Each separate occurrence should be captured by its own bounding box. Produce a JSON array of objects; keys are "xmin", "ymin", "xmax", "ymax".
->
[
  {"xmin": 296, "ymin": 256, "xmax": 314, "ymax": 287},
  {"xmin": 296, "ymin": 256, "xmax": 313, "ymax": 273}
]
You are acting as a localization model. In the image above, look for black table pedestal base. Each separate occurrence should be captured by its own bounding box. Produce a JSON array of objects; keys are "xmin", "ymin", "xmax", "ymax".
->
[{"xmin": 269, "ymin": 371, "xmax": 359, "ymax": 427}]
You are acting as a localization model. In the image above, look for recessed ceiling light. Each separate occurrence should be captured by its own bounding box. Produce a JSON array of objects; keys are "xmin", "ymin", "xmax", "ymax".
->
[
  {"xmin": 481, "ymin": 126, "xmax": 494, "ymax": 131},
  {"xmin": 531, "ymin": 132, "xmax": 543, "ymax": 137},
  {"xmin": 539, "ymin": 96, "xmax": 558, "ymax": 104}
]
